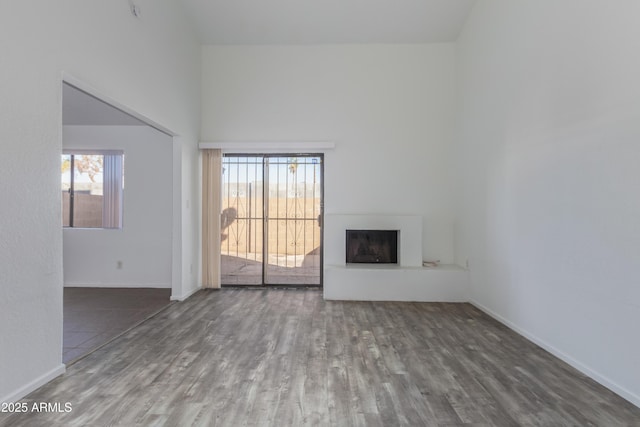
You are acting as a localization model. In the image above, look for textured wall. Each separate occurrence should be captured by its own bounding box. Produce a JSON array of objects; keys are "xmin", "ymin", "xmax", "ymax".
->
[
  {"xmin": 202, "ymin": 44, "xmax": 457, "ymax": 264},
  {"xmin": 0, "ymin": 0, "xmax": 200, "ymax": 402},
  {"xmin": 455, "ymin": 0, "xmax": 640, "ymax": 406}
]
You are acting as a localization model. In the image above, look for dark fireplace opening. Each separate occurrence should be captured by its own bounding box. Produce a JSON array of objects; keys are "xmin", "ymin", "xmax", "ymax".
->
[{"xmin": 346, "ymin": 230, "xmax": 398, "ymax": 264}]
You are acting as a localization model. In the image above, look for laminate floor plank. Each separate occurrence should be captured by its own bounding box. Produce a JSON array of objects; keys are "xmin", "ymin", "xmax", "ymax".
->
[{"xmin": 2, "ymin": 289, "xmax": 639, "ymax": 427}]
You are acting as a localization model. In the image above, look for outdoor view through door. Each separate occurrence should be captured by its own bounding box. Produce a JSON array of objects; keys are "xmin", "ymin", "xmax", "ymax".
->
[{"xmin": 221, "ymin": 155, "xmax": 323, "ymax": 286}]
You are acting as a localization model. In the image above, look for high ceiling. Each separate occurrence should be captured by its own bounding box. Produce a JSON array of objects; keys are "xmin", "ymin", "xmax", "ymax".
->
[
  {"xmin": 63, "ymin": 2, "xmax": 476, "ymax": 126},
  {"xmin": 180, "ymin": 0, "xmax": 476, "ymax": 45}
]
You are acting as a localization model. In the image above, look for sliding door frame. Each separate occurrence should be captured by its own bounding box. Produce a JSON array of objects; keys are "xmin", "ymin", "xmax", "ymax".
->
[{"xmin": 221, "ymin": 153, "xmax": 324, "ymax": 288}]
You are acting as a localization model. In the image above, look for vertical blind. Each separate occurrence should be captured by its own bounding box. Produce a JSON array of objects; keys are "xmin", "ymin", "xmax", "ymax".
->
[
  {"xmin": 102, "ymin": 154, "xmax": 123, "ymax": 229},
  {"xmin": 202, "ymin": 149, "xmax": 222, "ymax": 289}
]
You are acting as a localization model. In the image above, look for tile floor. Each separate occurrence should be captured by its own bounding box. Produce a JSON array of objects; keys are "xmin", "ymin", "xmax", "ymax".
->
[{"xmin": 63, "ymin": 287, "xmax": 172, "ymax": 364}]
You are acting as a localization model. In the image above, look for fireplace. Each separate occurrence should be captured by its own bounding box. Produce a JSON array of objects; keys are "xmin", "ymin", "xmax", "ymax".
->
[{"xmin": 346, "ymin": 230, "xmax": 398, "ymax": 264}]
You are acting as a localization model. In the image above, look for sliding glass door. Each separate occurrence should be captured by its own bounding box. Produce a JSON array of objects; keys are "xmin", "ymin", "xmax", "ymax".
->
[{"xmin": 220, "ymin": 154, "xmax": 323, "ymax": 286}]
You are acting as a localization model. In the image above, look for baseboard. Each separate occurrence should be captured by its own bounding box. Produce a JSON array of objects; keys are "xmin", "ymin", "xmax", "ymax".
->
[
  {"xmin": 170, "ymin": 286, "xmax": 201, "ymax": 302},
  {"xmin": 1, "ymin": 364, "xmax": 66, "ymax": 404},
  {"xmin": 64, "ymin": 282, "xmax": 171, "ymax": 288},
  {"xmin": 470, "ymin": 300, "xmax": 640, "ymax": 409},
  {"xmin": 64, "ymin": 282, "xmax": 171, "ymax": 289}
]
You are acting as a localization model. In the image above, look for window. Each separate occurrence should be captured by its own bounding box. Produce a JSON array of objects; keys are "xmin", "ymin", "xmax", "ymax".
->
[{"xmin": 61, "ymin": 151, "xmax": 124, "ymax": 228}]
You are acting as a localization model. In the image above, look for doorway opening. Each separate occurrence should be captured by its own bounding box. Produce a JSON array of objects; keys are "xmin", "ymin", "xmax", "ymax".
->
[
  {"xmin": 220, "ymin": 154, "xmax": 323, "ymax": 286},
  {"xmin": 61, "ymin": 79, "xmax": 176, "ymax": 364}
]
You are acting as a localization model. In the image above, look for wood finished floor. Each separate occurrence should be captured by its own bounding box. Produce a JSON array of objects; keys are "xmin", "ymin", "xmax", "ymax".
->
[{"xmin": 2, "ymin": 289, "xmax": 639, "ymax": 426}]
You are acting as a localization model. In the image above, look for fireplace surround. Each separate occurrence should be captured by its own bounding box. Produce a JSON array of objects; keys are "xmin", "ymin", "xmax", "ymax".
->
[
  {"xmin": 324, "ymin": 214, "xmax": 467, "ymax": 302},
  {"xmin": 324, "ymin": 214, "xmax": 422, "ymax": 267}
]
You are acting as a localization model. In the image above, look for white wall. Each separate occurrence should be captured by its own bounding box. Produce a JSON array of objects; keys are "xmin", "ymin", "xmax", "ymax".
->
[
  {"xmin": 0, "ymin": 0, "xmax": 200, "ymax": 403},
  {"xmin": 455, "ymin": 1, "xmax": 640, "ymax": 406},
  {"xmin": 63, "ymin": 126, "xmax": 172, "ymax": 288},
  {"xmin": 201, "ymin": 44, "xmax": 457, "ymax": 264}
]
